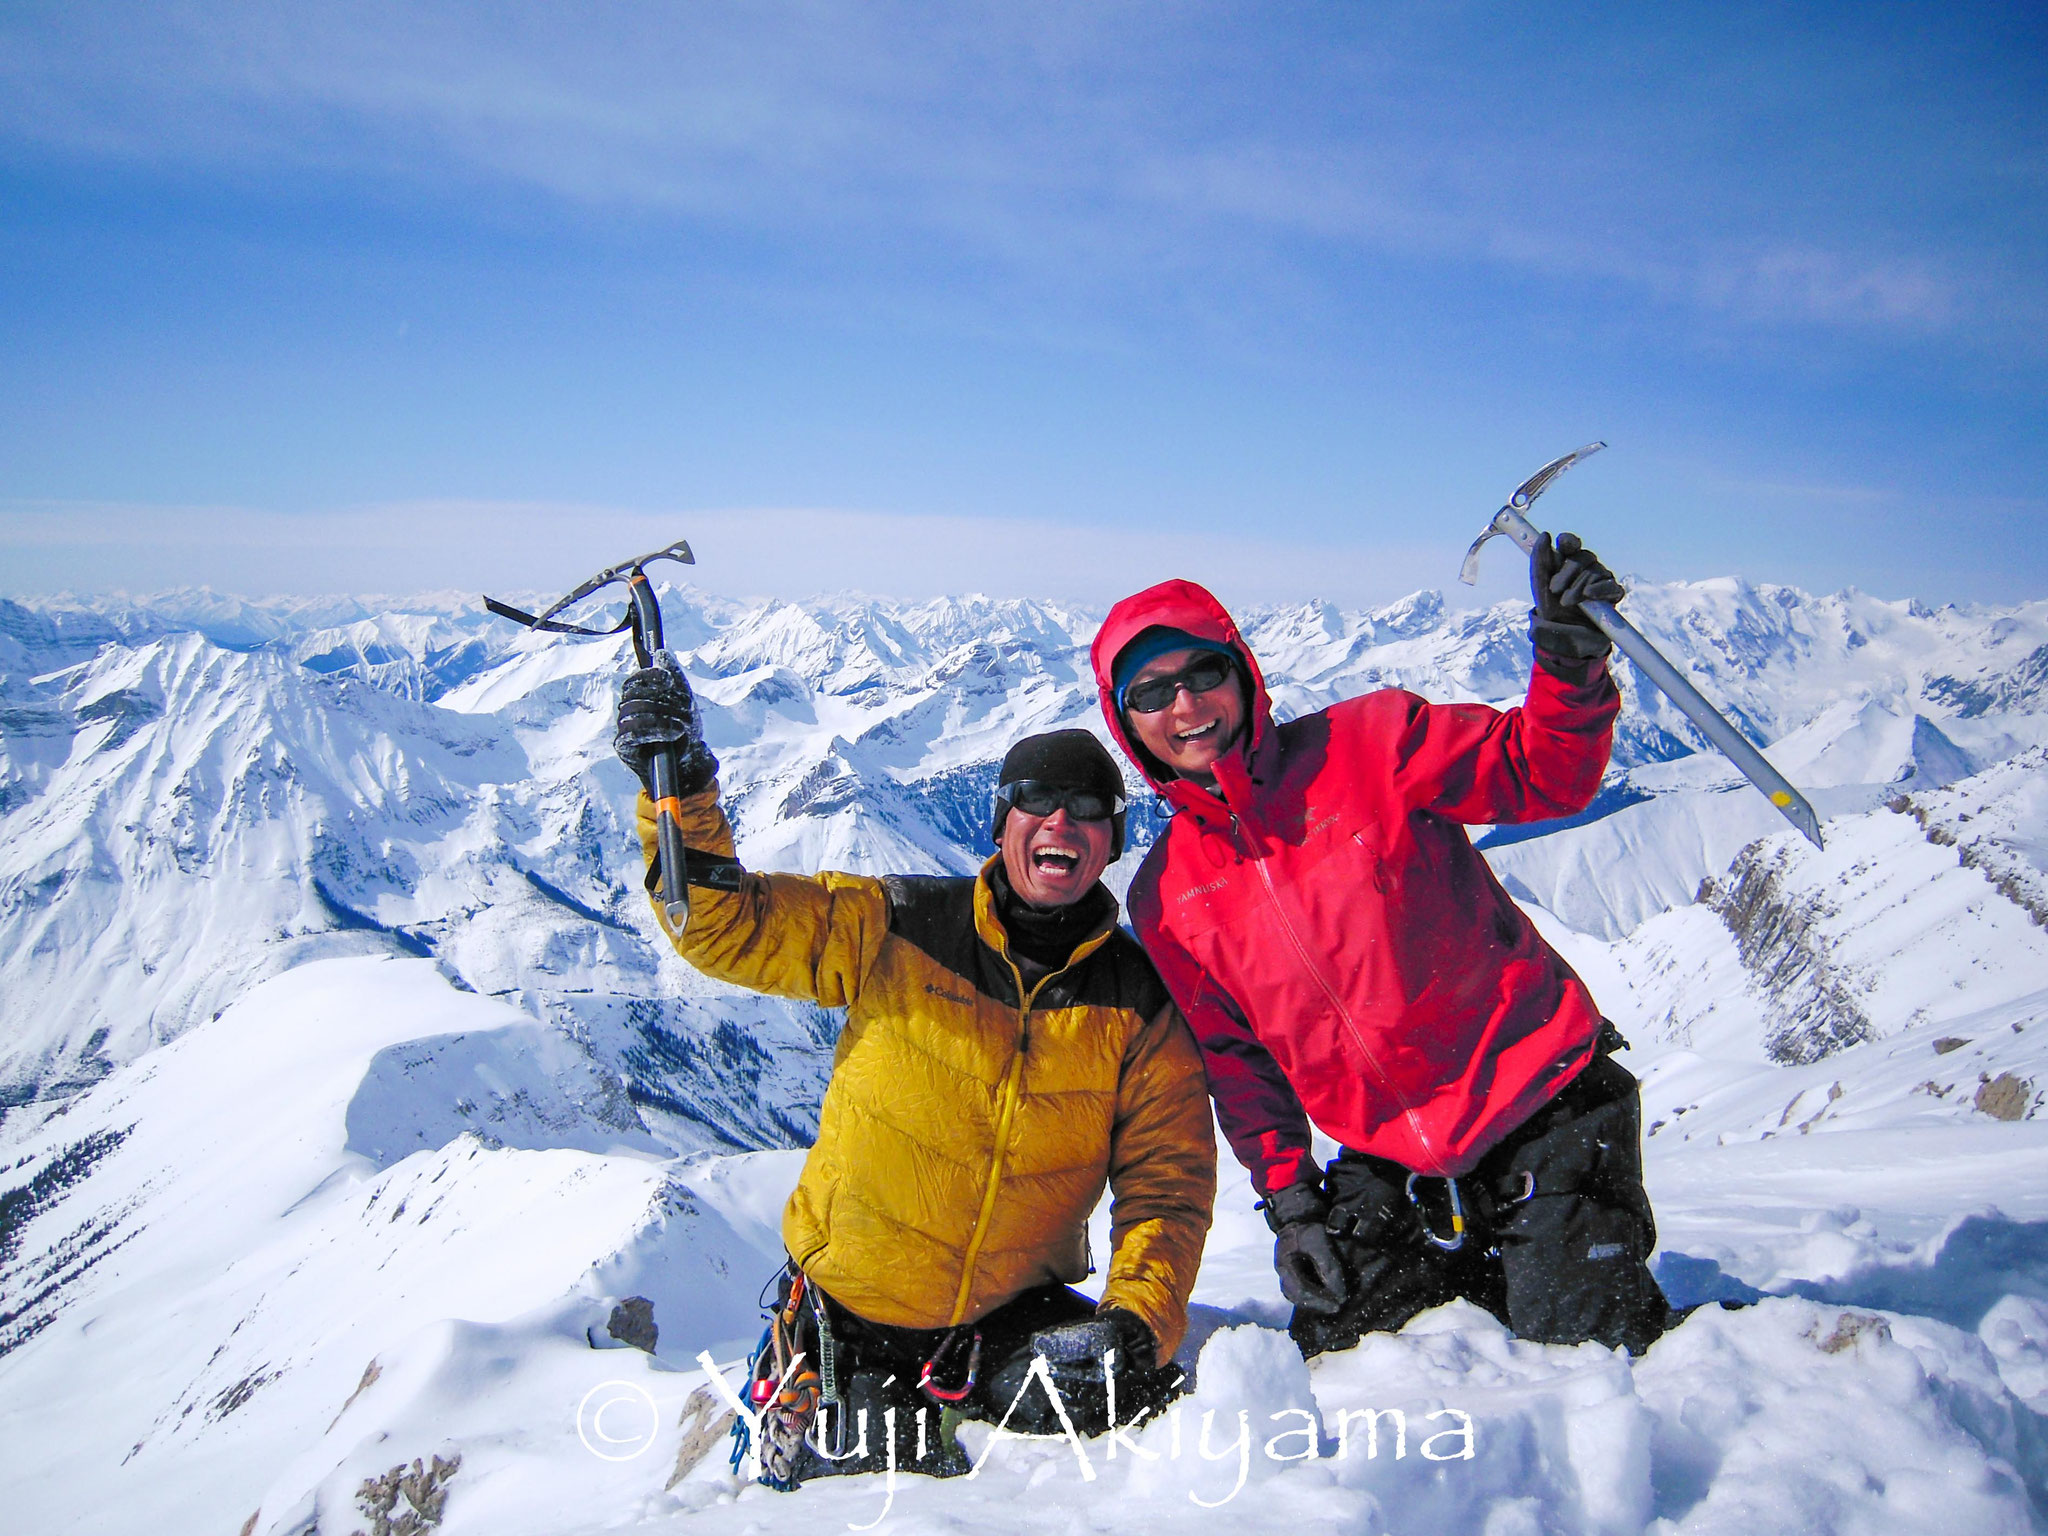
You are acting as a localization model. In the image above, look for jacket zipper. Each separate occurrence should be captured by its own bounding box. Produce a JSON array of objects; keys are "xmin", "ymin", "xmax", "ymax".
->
[
  {"xmin": 948, "ymin": 955, "xmax": 1049, "ymax": 1326},
  {"xmin": 1232, "ymin": 812, "xmax": 1440, "ymax": 1168}
]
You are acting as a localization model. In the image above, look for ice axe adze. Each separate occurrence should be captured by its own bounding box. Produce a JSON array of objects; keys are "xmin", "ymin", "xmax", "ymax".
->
[
  {"xmin": 1460, "ymin": 444, "xmax": 1825, "ymax": 850},
  {"xmin": 484, "ymin": 538, "xmax": 699, "ymax": 928}
]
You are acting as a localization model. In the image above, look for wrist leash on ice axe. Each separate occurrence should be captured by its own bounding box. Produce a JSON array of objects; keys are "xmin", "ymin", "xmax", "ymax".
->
[
  {"xmin": 1460, "ymin": 444, "xmax": 1825, "ymax": 850},
  {"xmin": 483, "ymin": 538, "xmax": 699, "ymax": 930}
]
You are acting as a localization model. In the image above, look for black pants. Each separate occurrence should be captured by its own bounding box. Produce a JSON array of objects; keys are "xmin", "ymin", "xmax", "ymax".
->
[
  {"xmin": 1292, "ymin": 1052, "xmax": 1670, "ymax": 1359},
  {"xmin": 786, "ymin": 1279, "xmax": 1182, "ymax": 1479}
]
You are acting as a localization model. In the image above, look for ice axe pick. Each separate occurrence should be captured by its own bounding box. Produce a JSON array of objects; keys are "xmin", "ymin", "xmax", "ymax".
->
[{"xmin": 1460, "ymin": 444, "xmax": 1825, "ymax": 849}]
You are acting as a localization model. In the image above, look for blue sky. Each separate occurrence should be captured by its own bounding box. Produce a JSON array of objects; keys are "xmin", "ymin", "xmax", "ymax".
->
[{"xmin": 2, "ymin": 1, "xmax": 2042, "ymax": 608}]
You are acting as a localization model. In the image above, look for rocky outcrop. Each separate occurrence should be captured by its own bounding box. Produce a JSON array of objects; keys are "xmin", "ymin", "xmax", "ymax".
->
[
  {"xmin": 1699, "ymin": 844, "xmax": 1874, "ymax": 1065},
  {"xmin": 1889, "ymin": 754, "xmax": 2048, "ymax": 931},
  {"xmin": 354, "ymin": 1453, "xmax": 460, "ymax": 1536},
  {"xmin": 604, "ymin": 1296, "xmax": 658, "ymax": 1353}
]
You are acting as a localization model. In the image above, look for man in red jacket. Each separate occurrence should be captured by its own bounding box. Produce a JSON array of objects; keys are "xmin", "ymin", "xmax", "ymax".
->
[{"xmin": 1093, "ymin": 536, "xmax": 1670, "ymax": 1358}]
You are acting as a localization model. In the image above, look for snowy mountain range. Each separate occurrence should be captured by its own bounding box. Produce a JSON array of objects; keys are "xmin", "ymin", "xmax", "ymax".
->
[{"xmin": 4, "ymin": 574, "xmax": 2048, "ymax": 1535}]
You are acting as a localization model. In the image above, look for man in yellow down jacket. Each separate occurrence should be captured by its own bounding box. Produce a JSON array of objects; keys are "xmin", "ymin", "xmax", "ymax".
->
[{"xmin": 615, "ymin": 659, "xmax": 1214, "ymax": 1483}]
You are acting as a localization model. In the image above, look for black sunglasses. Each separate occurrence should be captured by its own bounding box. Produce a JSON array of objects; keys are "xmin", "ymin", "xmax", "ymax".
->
[
  {"xmin": 997, "ymin": 780, "xmax": 1122, "ymax": 822},
  {"xmin": 1122, "ymin": 653, "xmax": 1236, "ymax": 715}
]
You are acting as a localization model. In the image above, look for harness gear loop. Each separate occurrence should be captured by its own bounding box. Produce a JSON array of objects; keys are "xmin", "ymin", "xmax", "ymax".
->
[
  {"xmin": 1406, "ymin": 1172, "xmax": 1468, "ymax": 1251},
  {"xmin": 918, "ymin": 1328, "xmax": 983, "ymax": 1404},
  {"xmin": 734, "ymin": 1266, "xmax": 824, "ymax": 1489}
]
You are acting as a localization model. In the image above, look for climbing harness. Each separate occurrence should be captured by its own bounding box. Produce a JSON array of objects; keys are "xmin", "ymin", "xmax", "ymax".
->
[
  {"xmin": 1404, "ymin": 1169, "xmax": 1539, "ymax": 1252},
  {"xmin": 1406, "ymin": 1173, "xmax": 1468, "ymax": 1252},
  {"xmin": 808, "ymin": 1280, "xmax": 851, "ymax": 1460},
  {"xmin": 917, "ymin": 1328, "xmax": 983, "ymax": 1404},
  {"xmin": 730, "ymin": 1267, "xmax": 825, "ymax": 1490}
]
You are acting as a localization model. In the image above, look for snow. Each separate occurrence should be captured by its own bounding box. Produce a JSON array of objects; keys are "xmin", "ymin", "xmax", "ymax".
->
[
  {"xmin": 9, "ymin": 949, "xmax": 2048, "ymax": 1535},
  {"xmin": 0, "ymin": 958, "xmax": 785, "ymax": 1536},
  {"xmin": 6, "ymin": 578, "xmax": 2048, "ymax": 1533}
]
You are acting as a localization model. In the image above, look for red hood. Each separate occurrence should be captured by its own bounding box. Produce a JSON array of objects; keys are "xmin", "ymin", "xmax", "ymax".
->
[{"xmin": 1091, "ymin": 580, "xmax": 1274, "ymax": 817}]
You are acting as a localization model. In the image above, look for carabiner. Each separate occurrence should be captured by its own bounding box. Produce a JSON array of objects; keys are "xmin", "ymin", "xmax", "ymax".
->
[
  {"xmin": 918, "ymin": 1329, "xmax": 983, "ymax": 1403},
  {"xmin": 1405, "ymin": 1173, "xmax": 1467, "ymax": 1252}
]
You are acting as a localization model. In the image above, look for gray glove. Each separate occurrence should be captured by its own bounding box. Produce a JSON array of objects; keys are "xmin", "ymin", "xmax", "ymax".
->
[
  {"xmin": 1262, "ymin": 1180, "xmax": 1348, "ymax": 1316},
  {"xmin": 613, "ymin": 655, "xmax": 718, "ymax": 797},
  {"xmin": 1031, "ymin": 1308, "xmax": 1158, "ymax": 1377},
  {"xmin": 1529, "ymin": 531, "xmax": 1626, "ymax": 661}
]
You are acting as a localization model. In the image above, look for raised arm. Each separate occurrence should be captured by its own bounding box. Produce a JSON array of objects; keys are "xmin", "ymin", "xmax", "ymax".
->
[
  {"xmin": 617, "ymin": 659, "xmax": 887, "ymax": 1007},
  {"xmin": 634, "ymin": 786, "xmax": 889, "ymax": 1008},
  {"xmin": 1383, "ymin": 652, "xmax": 1619, "ymax": 826},
  {"xmin": 1392, "ymin": 529, "xmax": 1627, "ymax": 825}
]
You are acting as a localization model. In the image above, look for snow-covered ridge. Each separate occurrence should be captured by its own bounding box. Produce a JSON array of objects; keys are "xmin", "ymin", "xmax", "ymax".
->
[{"xmin": 5, "ymin": 578, "xmax": 2047, "ymax": 1129}]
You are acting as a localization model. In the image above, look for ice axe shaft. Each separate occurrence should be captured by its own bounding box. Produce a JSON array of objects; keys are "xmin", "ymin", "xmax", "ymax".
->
[
  {"xmin": 1461, "ymin": 446, "xmax": 1825, "ymax": 850},
  {"xmin": 624, "ymin": 571, "xmax": 697, "ymax": 932},
  {"xmin": 484, "ymin": 537, "xmax": 699, "ymax": 927}
]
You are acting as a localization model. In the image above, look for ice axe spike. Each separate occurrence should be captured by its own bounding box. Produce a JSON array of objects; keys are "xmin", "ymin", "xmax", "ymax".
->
[
  {"xmin": 483, "ymin": 538, "xmax": 700, "ymax": 928},
  {"xmin": 1460, "ymin": 446, "xmax": 1825, "ymax": 850}
]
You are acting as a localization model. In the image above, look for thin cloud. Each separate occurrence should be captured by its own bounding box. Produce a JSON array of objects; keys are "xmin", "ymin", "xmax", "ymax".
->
[
  {"xmin": 0, "ymin": 2, "xmax": 2021, "ymax": 346},
  {"xmin": 0, "ymin": 497, "xmax": 1497, "ymax": 612},
  {"xmin": 1697, "ymin": 246, "xmax": 1957, "ymax": 329}
]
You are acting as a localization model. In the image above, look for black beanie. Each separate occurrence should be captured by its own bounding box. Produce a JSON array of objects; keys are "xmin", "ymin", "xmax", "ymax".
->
[{"xmin": 990, "ymin": 728, "xmax": 1128, "ymax": 858}]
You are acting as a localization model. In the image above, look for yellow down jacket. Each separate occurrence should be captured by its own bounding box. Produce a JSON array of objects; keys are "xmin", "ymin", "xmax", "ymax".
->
[{"xmin": 637, "ymin": 785, "xmax": 1215, "ymax": 1357}]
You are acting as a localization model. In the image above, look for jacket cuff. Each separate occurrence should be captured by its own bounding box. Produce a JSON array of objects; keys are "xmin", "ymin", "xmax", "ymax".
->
[
  {"xmin": 1258, "ymin": 1178, "xmax": 1330, "ymax": 1233},
  {"xmin": 1529, "ymin": 612, "xmax": 1612, "ymax": 665},
  {"xmin": 1098, "ymin": 1281, "xmax": 1182, "ymax": 1362},
  {"xmin": 1531, "ymin": 641, "xmax": 1611, "ymax": 686}
]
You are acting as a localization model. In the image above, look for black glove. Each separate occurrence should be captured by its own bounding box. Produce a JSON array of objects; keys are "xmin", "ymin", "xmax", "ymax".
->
[
  {"xmin": 1030, "ymin": 1307, "xmax": 1158, "ymax": 1377},
  {"xmin": 614, "ymin": 655, "xmax": 718, "ymax": 797},
  {"xmin": 1529, "ymin": 531, "xmax": 1626, "ymax": 661},
  {"xmin": 1261, "ymin": 1180, "xmax": 1348, "ymax": 1316}
]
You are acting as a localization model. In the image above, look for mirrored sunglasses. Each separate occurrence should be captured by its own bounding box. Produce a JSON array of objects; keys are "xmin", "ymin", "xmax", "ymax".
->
[
  {"xmin": 1122, "ymin": 653, "xmax": 1235, "ymax": 715},
  {"xmin": 998, "ymin": 780, "xmax": 1121, "ymax": 822}
]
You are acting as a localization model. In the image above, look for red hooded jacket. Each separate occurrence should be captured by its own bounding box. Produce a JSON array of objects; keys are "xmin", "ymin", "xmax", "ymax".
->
[{"xmin": 1093, "ymin": 580, "xmax": 1620, "ymax": 1189}]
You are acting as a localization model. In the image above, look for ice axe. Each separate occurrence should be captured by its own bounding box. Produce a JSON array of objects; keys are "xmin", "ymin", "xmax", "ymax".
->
[
  {"xmin": 1460, "ymin": 444, "xmax": 1825, "ymax": 849},
  {"xmin": 484, "ymin": 538, "xmax": 700, "ymax": 927}
]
